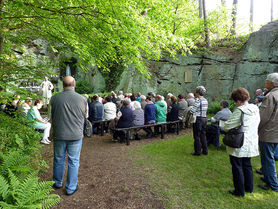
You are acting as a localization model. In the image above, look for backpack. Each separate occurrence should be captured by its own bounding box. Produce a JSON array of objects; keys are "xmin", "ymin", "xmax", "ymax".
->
[{"xmin": 84, "ymin": 118, "xmax": 93, "ymax": 137}]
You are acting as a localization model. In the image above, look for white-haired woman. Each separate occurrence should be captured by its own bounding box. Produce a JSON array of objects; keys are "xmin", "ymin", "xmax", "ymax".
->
[
  {"xmin": 133, "ymin": 101, "xmax": 144, "ymax": 140},
  {"xmin": 190, "ymin": 86, "xmax": 208, "ymax": 156}
]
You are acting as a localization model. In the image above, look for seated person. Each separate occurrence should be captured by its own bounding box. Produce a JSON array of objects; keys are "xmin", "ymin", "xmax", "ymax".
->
[
  {"xmin": 113, "ymin": 99, "xmax": 133, "ymax": 142},
  {"xmin": 103, "ymin": 96, "xmax": 117, "ymax": 120},
  {"xmin": 27, "ymin": 99, "xmax": 51, "ymax": 145},
  {"xmin": 4, "ymin": 94, "xmax": 20, "ymax": 117},
  {"xmin": 154, "ymin": 95, "xmax": 167, "ymax": 135},
  {"xmin": 206, "ymin": 100, "xmax": 232, "ymax": 147},
  {"xmin": 143, "ymin": 96, "xmax": 156, "ymax": 138},
  {"xmin": 133, "ymin": 101, "xmax": 144, "ymax": 140},
  {"xmin": 89, "ymin": 95, "xmax": 104, "ymax": 134},
  {"xmin": 17, "ymin": 97, "xmax": 32, "ymax": 117},
  {"xmin": 167, "ymin": 96, "xmax": 179, "ymax": 132},
  {"xmin": 178, "ymin": 94, "xmax": 188, "ymax": 119},
  {"xmin": 130, "ymin": 95, "xmax": 141, "ymax": 111}
]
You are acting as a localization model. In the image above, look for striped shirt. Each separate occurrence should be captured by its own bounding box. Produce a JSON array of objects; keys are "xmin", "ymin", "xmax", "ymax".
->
[{"xmin": 190, "ymin": 97, "xmax": 208, "ymax": 117}]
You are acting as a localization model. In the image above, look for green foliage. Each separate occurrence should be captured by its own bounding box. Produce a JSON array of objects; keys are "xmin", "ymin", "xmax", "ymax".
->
[
  {"xmin": 134, "ymin": 135, "xmax": 278, "ymax": 209},
  {"xmin": 0, "ymin": 113, "xmax": 60, "ymax": 208},
  {"xmin": 0, "ymin": 170, "xmax": 60, "ymax": 209},
  {"xmin": 207, "ymin": 101, "xmax": 221, "ymax": 114},
  {"xmin": 75, "ymin": 79, "xmax": 94, "ymax": 94}
]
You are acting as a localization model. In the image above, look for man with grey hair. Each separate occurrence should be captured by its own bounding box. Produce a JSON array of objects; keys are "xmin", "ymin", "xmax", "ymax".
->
[
  {"xmin": 258, "ymin": 73, "xmax": 278, "ymax": 192},
  {"xmin": 50, "ymin": 76, "xmax": 87, "ymax": 195}
]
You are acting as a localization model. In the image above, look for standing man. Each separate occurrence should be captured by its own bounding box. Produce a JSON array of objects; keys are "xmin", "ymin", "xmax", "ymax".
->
[
  {"xmin": 41, "ymin": 76, "xmax": 54, "ymax": 108},
  {"xmin": 258, "ymin": 73, "xmax": 278, "ymax": 192},
  {"xmin": 50, "ymin": 76, "xmax": 87, "ymax": 195}
]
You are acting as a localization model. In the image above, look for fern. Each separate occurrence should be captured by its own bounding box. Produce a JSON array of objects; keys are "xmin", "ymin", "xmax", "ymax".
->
[
  {"xmin": 0, "ymin": 175, "xmax": 9, "ymax": 201},
  {"xmin": 0, "ymin": 170, "xmax": 61, "ymax": 209},
  {"xmin": 0, "ymin": 151, "xmax": 32, "ymax": 178}
]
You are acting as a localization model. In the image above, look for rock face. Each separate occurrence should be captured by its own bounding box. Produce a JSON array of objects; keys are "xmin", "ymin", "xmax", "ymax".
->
[{"xmin": 89, "ymin": 20, "xmax": 278, "ymax": 101}]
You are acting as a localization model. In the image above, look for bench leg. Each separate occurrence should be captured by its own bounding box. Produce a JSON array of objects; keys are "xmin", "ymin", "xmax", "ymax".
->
[
  {"xmin": 161, "ymin": 125, "xmax": 165, "ymax": 139},
  {"xmin": 126, "ymin": 130, "xmax": 130, "ymax": 146},
  {"xmin": 176, "ymin": 122, "xmax": 179, "ymax": 135},
  {"xmin": 101, "ymin": 123, "xmax": 104, "ymax": 136}
]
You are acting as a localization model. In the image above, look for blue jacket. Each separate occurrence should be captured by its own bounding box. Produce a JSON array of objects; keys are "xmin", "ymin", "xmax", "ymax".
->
[
  {"xmin": 117, "ymin": 107, "xmax": 133, "ymax": 128},
  {"xmin": 89, "ymin": 101, "xmax": 104, "ymax": 122},
  {"xmin": 144, "ymin": 103, "xmax": 156, "ymax": 124}
]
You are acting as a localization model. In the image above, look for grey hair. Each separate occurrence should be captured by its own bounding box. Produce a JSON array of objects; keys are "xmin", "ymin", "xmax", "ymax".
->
[
  {"xmin": 266, "ymin": 73, "xmax": 278, "ymax": 86},
  {"xmin": 196, "ymin": 86, "xmax": 206, "ymax": 96},
  {"xmin": 141, "ymin": 95, "xmax": 146, "ymax": 100},
  {"xmin": 188, "ymin": 93, "xmax": 194, "ymax": 98}
]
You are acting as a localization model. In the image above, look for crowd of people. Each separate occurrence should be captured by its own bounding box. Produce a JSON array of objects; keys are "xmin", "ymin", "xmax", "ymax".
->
[{"xmin": 1, "ymin": 73, "xmax": 278, "ymax": 197}]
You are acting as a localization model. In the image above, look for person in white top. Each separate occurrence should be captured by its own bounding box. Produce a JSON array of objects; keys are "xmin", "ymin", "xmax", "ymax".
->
[
  {"xmin": 129, "ymin": 95, "xmax": 141, "ymax": 111},
  {"xmin": 41, "ymin": 77, "xmax": 54, "ymax": 108},
  {"xmin": 103, "ymin": 96, "xmax": 117, "ymax": 120}
]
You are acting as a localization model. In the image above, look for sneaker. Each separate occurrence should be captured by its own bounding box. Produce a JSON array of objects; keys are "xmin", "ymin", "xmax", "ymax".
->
[
  {"xmin": 45, "ymin": 138, "xmax": 51, "ymax": 143},
  {"xmin": 40, "ymin": 139, "xmax": 50, "ymax": 145}
]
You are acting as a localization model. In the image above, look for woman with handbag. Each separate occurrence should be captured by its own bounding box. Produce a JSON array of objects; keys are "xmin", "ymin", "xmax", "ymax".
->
[{"xmin": 224, "ymin": 88, "xmax": 260, "ymax": 197}]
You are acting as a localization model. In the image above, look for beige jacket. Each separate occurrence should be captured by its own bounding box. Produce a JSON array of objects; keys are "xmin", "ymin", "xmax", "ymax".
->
[
  {"xmin": 258, "ymin": 87, "xmax": 278, "ymax": 143},
  {"xmin": 224, "ymin": 104, "xmax": 260, "ymax": 158}
]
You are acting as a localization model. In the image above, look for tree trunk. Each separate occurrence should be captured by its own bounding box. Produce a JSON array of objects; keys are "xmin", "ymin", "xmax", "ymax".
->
[
  {"xmin": 202, "ymin": 0, "xmax": 210, "ymax": 48},
  {"xmin": 199, "ymin": 0, "xmax": 203, "ymax": 18},
  {"xmin": 0, "ymin": 0, "xmax": 5, "ymax": 66},
  {"xmin": 250, "ymin": 0, "xmax": 254, "ymax": 33},
  {"xmin": 271, "ymin": 0, "xmax": 273, "ymax": 21},
  {"xmin": 172, "ymin": 5, "xmax": 179, "ymax": 35},
  {"xmin": 231, "ymin": 0, "xmax": 238, "ymax": 36}
]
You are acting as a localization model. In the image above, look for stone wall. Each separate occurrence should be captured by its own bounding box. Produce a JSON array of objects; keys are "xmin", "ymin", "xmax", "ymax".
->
[{"xmin": 89, "ymin": 20, "xmax": 278, "ymax": 101}]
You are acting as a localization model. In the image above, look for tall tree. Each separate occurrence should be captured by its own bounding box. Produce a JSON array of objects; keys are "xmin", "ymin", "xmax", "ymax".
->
[
  {"xmin": 271, "ymin": 0, "xmax": 274, "ymax": 21},
  {"xmin": 202, "ymin": 0, "xmax": 210, "ymax": 47},
  {"xmin": 250, "ymin": 0, "xmax": 254, "ymax": 33},
  {"xmin": 231, "ymin": 0, "xmax": 238, "ymax": 35},
  {"xmin": 199, "ymin": 0, "xmax": 203, "ymax": 18}
]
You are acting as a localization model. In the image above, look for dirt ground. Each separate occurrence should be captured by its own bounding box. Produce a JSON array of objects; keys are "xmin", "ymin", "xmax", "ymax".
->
[{"xmin": 42, "ymin": 129, "xmax": 190, "ymax": 209}]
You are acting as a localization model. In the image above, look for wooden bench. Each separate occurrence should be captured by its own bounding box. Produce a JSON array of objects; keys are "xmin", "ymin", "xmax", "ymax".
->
[
  {"xmin": 90, "ymin": 119, "xmax": 114, "ymax": 136},
  {"xmin": 112, "ymin": 120, "xmax": 180, "ymax": 145}
]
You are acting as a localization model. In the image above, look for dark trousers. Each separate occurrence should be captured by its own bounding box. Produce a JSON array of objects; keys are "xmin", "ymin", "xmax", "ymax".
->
[
  {"xmin": 229, "ymin": 155, "xmax": 253, "ymax": 196},
  {"xmin": 113, "ymin": 131, "xmax": 126, "ymax": 142},
  {"xmin": 193, "ymin": 117, "xmax": 207, "ymax": 154},
  {"xmin": 206, "ymin": 125, "xmax": 220, "ymax": 147}
]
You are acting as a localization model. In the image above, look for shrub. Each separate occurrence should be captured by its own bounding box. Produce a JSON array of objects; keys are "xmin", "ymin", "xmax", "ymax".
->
[
  {"xmin": 207, "ymin": 101, "xmax": 221, "ymax": 114},
  {"xmin": 75, "ymin": 80, "xmax": 94, "ymax": 94},
  {"xmin": 0, "ymin": 113, "xmax": 61, "ymax": 208}
]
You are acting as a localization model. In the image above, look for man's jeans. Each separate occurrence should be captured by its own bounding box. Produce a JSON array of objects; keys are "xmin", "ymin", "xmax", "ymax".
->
[
  {"xmin": 275, "ymin": 145, "xmax": 278, "ymax": 161},
  {"xmin": 259, "ymin": 141, "xmax": 278, "ymax": 191},
  {"xmin": 53, "ymin": 139, "xmax": 83, "ymax": 194}
]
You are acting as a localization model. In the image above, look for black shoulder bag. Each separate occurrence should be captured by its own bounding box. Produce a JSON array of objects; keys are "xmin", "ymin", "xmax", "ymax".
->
[{"xmin": 223, "ymin": 110, "xmax": 244, "ymax": 148}]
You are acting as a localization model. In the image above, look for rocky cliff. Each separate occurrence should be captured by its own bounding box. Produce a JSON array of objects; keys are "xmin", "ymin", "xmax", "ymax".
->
[{"xmin": 90, "ymin": 20, "xmax": 278, "ymax": 101}]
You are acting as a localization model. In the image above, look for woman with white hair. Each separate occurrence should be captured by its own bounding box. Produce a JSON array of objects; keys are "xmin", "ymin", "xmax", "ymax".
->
[
  {"xmin": 133, "ymin": 101, "xmax": 144, "ymax": 140},
  {"xmin": 187, "ymin": 93, "xmax": 195, "ymax": 106},
  {"xmin": 190, "ymin": 86, "xmax": 208, "ymax": 156}
]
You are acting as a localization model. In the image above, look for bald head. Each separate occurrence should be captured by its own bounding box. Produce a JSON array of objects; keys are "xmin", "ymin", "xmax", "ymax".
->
[{"xmin": 63, "ymin": 76, "xmax": 76, "ymax": 89}]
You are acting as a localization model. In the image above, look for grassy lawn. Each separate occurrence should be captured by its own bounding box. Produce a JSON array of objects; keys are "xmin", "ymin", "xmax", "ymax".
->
[{"xmin": 133, "ymin": 133, "xmax": 278, "ymax": 209}]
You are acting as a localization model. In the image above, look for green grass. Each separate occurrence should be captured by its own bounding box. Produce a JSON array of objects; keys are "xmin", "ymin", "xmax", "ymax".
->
[{"xmin": 133, "ymin": 134, "xmax": 278, "ymax": 209}]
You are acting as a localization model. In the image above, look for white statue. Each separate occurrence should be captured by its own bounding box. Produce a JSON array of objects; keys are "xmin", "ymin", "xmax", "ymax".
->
[{"xmin": 41, "ymin": 77, "xmax": 54, "ymax": 107}]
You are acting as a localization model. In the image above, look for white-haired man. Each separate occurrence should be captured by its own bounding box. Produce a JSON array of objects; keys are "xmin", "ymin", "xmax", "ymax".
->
[{"xmin": 258, "ymin": 73, "xmax": 278, "ymax": 192}]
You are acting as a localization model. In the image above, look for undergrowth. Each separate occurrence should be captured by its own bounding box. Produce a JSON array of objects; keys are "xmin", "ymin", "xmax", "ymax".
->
[{"xmin": 0, "ymin": 113, "xmax": 60, "ymax": 208}]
